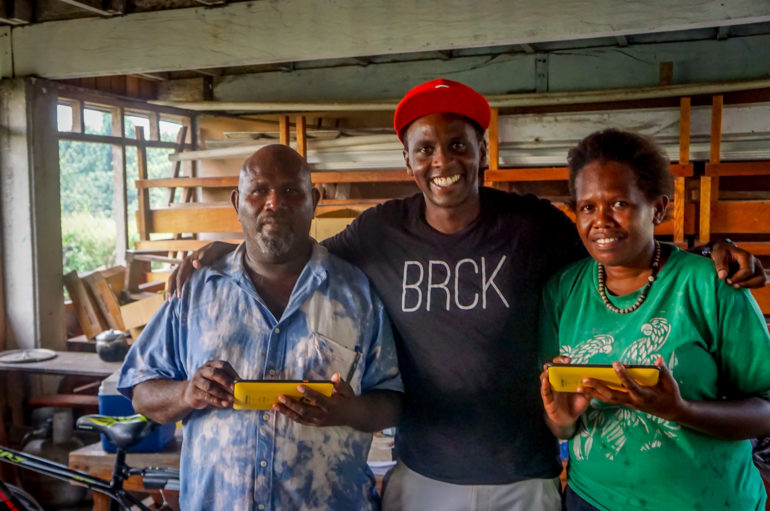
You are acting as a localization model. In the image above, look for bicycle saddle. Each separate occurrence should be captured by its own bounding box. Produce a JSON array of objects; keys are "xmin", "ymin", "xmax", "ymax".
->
[{"xmin": 76, "ymin": 414, "xmax": 159, "ymax": 450}]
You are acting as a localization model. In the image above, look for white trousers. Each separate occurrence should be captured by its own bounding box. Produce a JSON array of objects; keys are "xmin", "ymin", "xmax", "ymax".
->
[{"xmin": 381, "ymin": 461, "xmax": 561, "ymax": 511}]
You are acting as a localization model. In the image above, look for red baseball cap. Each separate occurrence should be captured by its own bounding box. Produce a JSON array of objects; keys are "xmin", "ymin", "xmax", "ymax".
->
[{"xmin": 393, "ymin": 78, "xmax": 491, "ymax": 142}]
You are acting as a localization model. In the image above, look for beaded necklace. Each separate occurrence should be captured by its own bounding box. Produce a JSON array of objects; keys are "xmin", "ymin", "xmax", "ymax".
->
[{"xmin": 597, "ymin": 241, "xmax": 661, "ymax": 314}]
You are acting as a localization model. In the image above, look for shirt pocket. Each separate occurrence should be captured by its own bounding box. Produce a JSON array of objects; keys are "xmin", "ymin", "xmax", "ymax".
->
[{"xmin": 289, "ymin": 333, "xmax": 358, "ymax": 382}]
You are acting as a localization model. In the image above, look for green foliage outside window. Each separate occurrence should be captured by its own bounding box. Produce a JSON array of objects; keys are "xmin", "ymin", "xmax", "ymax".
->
[{"xmin": 60, "ymin": 109, "xmax": 180, "ymax": 278}]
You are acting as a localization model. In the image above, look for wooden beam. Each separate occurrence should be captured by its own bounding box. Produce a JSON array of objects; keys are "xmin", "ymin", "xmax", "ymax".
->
[
  {"xmin": 710, "ymin": 94, "xmax": 723, "ymax": 163},
  {"xmin": 136, "ymin": 176, "xmax": 238, "ymax": 189},
  {"xmin": 485, "ymin": 167, "xmax": 569, "ymax": 182},
  {"xmin": 488, "ymin": 108, "xmax": 499, "ymax": 171},
  {"xmin": 678, "ymin": 97, "xmax": 690, "ymax": 164},
  {"xmin": 672, "ymin": 176, "xmax": 686, "ymax": 243},
  {"xmin": 134, "ymin": 238, "xmax": 241, "ymax": 252},
  {"xmin": 12, "ymin": 0, "xmax": 770, "ymax": 78},
  {"xmin": 279, "ymin": 116, "xmax": 290, "ymax": 146},
  {"xmin": 149, "ymin": 207, "xmax": 240, "ymax": 234},
  {"xmin": 699, "ymin": 176, "xmax": 713, "ymax": 243},
  {"xmin": 296, "ymin": 115, "xmax": 307, "ymax": 158},
  {"xmin": 57, "ymin": 130, "xmax": 190, "ymax": 150},
  {"xmin": 705, "ymin": 161, "xmax": 770, "ymax": 177},
  {"xmin": 164, "ymin": 126, "xmax": 189, "ymax": 205},
  {"xmin": 310, "ymin": 170, "xmax": 411, "ymax": 184},
  {"xmin": 1, "ymin": 0, "xmax": 32, "ymax": 24},
  {"xmin": 135, "ymin": 126, "xmax": 151, "ymax": 240}
]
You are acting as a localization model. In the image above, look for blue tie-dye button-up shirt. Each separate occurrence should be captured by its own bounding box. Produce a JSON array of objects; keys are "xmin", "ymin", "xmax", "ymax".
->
[{"xmin": 118, "ymin": 242, "xmax": 403, "ymax": 511}]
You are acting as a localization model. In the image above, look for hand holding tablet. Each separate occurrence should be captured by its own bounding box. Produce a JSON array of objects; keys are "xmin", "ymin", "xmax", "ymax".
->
[
  {"xmin": 232, "ymin": 380, "xmax": 334, "ymax": 410},
  {"xmin": 546, "ymin": 363, "xmax": 660, "ymax": 393}
]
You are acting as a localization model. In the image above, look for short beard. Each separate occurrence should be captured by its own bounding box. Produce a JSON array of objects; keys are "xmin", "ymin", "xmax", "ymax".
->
[{"xmin": 255, "ymin": 229, "xmax": 294, "ymax": 258}]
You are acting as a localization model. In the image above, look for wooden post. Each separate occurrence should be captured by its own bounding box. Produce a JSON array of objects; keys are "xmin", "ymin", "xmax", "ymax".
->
[
  {"xmin": 679, "ymin": 97, "xmax": 690, "ymax": 165},
  {"xmin": 164, "ymin": 126, "xmax": 189, "ymax": 206},
  {"xmin": 296, "ymin": 115, "xmax": 307, "ymax": 158},
  {"xmin": 699, "ymin": 95, "xmax": 723, "ymax": 244},
  {"xmin": 279, "ymin": 115, "xmax": 290, "ymax": 146},
  {"xmin": 674, "ymin": 97, "xmax": 690, "ymax": 245},
  {"xmin": 710, "ymin": 95, "xmax": 723, "ymax": 165},
  {"xmin": 135, "ymin": 126, "xmax": 151, "ymax": 241}
]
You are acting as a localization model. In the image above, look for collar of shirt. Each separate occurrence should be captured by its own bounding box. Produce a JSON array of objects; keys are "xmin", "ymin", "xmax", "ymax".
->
[{"xmin": 203, "ymin": 241, "xmax": 329, "ymax": 319}]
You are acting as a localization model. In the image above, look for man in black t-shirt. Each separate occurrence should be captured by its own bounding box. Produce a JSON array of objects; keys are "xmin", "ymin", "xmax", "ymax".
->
[
  {"xmin": 169, "ymin": 79, "xmax": 766, "ymax": 511},
  {"xmin": 323, "ymin": 79, "xmax": 580, "ymax": 510}
]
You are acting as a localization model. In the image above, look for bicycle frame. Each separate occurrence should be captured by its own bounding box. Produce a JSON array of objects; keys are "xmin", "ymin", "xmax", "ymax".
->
[{"xmin": 0, "ymin": 445, "xmax": 172, "ymax": 511}]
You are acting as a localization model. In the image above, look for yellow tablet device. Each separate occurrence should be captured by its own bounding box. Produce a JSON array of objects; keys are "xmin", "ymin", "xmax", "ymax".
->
[
  {"xmin": 547, "ymin": 363, "xmax": 660, "ymax": 393},
  {"xmin": 232, "ymin": 380, "xmax": 334, "ymax": 410}
]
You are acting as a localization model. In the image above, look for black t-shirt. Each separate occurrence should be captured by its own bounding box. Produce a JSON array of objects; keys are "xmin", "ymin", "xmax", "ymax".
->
[{"xmin": 323, "ymin": 187, "xmax": 585, "ymax": 484}]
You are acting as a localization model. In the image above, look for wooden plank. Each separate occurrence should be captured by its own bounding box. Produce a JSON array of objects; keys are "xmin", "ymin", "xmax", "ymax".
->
[
  {"xmin": 485, "ymin": 167, "xmax": 569, "ymax": 182},
  {"xmin": 710, "ymin": 201, "xmax": 770, "ymax": 234},
  {"xmin": 149, "ymin": 207, "xmax": 240, "ymax": 234},
  {"xmin": 63, "ymin": 271, "xmax": 107, "ymax": 339},
  {"xmin": 705, "ymin": 161, "xmax": 770, "ymax": 177},
  {"xmin": 28, "ymin": 394, "xmax": 99, "ymax": 408},
  {"xmin": 135, "ymin": 126, "xmax": 151, "ymax": 241},
  {"xmin": 679, "ymin": 96, "xmax": 690, "ymax": 164},
  {"xmin": 134, "ymin": 238, "xmax": 241, "ymax": 251},
  {"xmin": 83, "ymin": 273, "xmax": 126, "ymax": 331},
  {"xmin": 699, "ymin": 176, "xmax": 713, "ymax": 243},
  {"xmin": 734, "ymin": 242, "xmax": 770, "ymax": 255},
  {"xmin": 296, "ymin": 115, "xmax": 307, "ymax": 158},
  {"xmin": 311, "ymin": 170, "xmax": 412, "ymax": 184},
  {"xmin": 710, "ymin": 94, "xmax": 723, "ymax": 163},
  {"xmin": 136, "ymin": 176, "xmax": 238, "ymax": 189},
  {"xmin": 488, "ymin": 108, "xmax": 499, "ymax": 171},
  {"xmin": 15, "ymin": 0, "xmax": 770, "ymax": 79}
]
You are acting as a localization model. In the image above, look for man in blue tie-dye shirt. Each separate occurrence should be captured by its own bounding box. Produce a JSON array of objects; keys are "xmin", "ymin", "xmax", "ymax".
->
[{"xmin": 118, "ymin": 144, "xmax": 403, "ymax": 511}]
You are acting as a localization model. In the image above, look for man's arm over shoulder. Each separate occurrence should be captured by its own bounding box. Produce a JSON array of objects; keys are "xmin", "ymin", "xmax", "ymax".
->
[
  {"xmin": 514, "ymin": 192, "xmax": 586, "ymax": 273},
  {"xmin": 322, "ymin": 203, "xmax": 387, "ymax": 265}
]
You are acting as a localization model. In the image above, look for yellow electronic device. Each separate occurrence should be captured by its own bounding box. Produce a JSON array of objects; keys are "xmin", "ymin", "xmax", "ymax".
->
[
  {"xmin": 232, "ymin": 380, "xmax": 334, "ymax": 410},
  {"xmin": 546, "ymin": 363, "xmax": 660, "ymax": 393}
]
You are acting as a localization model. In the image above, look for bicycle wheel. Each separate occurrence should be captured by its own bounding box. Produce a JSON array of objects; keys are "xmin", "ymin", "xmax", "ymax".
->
[{"xmin": 0, "ymin": 480, "xmax": 43, "ymax": 511}]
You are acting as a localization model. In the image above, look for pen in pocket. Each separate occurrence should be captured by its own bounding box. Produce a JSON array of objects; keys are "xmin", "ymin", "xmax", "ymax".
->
[{"xmin": 345, "ymin": 346, "xmax": 362, "ymax": 382}]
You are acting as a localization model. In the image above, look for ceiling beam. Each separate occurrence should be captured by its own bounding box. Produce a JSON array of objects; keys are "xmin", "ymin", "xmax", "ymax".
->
[
  {"xmin": 10, "ymin": 0, "xmax": 770, "ymax": 79},
  {"xmin": 0, "ymin": 0, "xmax": 32, "ymax": 24}
]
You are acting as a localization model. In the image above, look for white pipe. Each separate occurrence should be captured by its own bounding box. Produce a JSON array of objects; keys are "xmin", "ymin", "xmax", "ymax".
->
[{"xmin": 150, "ymin": 78, "xmax": 770, "ymax": 112}]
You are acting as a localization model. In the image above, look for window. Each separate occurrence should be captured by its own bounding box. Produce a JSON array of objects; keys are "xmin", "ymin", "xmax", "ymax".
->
[{"xmin": 57, "ymin": 95, "xmax": 192, "ymax": 281}]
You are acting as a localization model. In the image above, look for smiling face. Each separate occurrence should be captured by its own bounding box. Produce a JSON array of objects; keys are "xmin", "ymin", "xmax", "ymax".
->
[
  {"xmin": 402, "ymin": 113, "xmax": 486, "ymax": 218},
  {"xmin": 574, "ymin": 160, "xmax": 669, "ymax": 269},
  {"xmin": 232, "ymin": 145, "xmax": 319, "ymax": 263}
]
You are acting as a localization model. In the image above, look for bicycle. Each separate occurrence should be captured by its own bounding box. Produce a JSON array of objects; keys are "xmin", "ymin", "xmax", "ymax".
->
[{"xmin": 0, "ymin": 414, "xmax": 179, "ymax": 511}]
